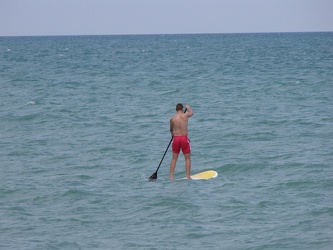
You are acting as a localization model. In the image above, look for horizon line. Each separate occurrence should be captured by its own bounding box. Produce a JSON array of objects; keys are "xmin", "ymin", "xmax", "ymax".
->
[{"xmin": 1, "ymin": 30, "xmax": 333, "ymax": 38}]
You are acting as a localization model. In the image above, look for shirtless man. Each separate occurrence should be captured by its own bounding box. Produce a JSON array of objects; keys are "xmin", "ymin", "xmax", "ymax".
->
[{"xmin": 169, "ymin": 103, "xmax": 194, "ymax": 180}]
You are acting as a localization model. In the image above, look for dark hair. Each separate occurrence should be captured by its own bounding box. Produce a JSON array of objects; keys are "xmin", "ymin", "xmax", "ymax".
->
[{"xmin": 176, "ymin": 103, "xmax": 183, "ymax": 111}]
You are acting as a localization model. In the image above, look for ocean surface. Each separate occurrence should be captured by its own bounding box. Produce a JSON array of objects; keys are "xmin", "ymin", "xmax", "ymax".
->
[{"xmin": 1, "ymin": 32, "xmax": 332, "ymax": 249}]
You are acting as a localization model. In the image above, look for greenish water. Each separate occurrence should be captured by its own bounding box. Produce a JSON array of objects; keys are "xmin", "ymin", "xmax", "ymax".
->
[{"xmin": 1, "ymin": 33, "xmax": 332, "ymax": 249}]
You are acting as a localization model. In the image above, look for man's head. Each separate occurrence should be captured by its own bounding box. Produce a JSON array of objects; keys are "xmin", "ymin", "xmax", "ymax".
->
[{"xmin": 176, "ymin": 103, "xmax": 183, "ymax": 112}]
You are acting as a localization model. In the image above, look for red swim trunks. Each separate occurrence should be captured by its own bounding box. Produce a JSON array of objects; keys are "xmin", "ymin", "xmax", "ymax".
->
[{"xmin": 172, "ymin": 135, "xmax": 191, "ymax": 154}]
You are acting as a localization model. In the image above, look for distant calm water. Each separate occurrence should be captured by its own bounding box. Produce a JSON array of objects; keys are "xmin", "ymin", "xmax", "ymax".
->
[{"xmin": 1, "ymin": 33, "xmax": 333, "ymax": 249}]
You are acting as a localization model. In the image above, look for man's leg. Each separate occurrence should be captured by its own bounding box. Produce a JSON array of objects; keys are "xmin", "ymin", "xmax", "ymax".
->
[
  {"xmin": 170, "ymin": 153, "xmax": 179, "ymax": 180},
  {"xmin": 184, "ymin": 153, "xmax": 191, "ymax": 179}
]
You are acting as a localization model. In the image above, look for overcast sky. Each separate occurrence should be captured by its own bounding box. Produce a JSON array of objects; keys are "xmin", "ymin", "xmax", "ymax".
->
[{"xmin": 1, "ymin": 0, "xmax": 333, "ymax": 36}]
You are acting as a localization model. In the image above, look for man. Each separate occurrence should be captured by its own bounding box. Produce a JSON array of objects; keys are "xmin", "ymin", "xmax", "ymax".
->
[{"xmin": 169, "ymin": 103, "xmax": 194, "ymax": 180}]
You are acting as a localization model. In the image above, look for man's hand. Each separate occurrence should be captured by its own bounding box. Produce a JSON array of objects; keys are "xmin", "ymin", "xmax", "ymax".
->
[{"xmin": 184, "ymin": 105, "xmax": 193, "ymax": 117}]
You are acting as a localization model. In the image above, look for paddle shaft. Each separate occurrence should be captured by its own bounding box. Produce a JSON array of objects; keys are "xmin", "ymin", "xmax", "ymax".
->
[{"xmin": 154, "ymin": 136, "xmax": 173, "ymax": 174}]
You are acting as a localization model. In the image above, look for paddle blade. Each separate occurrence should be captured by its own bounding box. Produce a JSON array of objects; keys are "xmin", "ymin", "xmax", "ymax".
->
[{"xmin": 148, "ymin": 172, "xmax": 157, "ymax": 181}]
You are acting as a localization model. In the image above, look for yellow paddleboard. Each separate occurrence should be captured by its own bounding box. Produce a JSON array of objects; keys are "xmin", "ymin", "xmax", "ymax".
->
[{"xmin": 190, "ymin": 170, "xmax": 218, "ymax": 180}]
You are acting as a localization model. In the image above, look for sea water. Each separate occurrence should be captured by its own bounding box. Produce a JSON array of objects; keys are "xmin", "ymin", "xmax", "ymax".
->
[{"xmin": 0, "ymin": 33, "xmax": 332, "ymax": 249}]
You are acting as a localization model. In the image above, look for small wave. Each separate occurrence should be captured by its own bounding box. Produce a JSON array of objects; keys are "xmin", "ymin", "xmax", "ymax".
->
[
  {"xmin": 62, "ymin": 189, "xmax": 93, "ymax": 198},
  {"xmin": 26, "ymin": 101, "xmax": 36, "ymax": 105},
  {"xmin": 158, "ymin": 89, "xmax": 179, "ymax": 95}
]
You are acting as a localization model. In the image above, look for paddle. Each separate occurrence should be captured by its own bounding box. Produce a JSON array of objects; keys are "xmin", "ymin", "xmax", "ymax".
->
[
  {"xmin": 148, "ymin": 136, "xmax": 173, "ymax": 181},
  {"xmin": 148, "ymin": 108, "xmax": 187, "ymax": 181}
]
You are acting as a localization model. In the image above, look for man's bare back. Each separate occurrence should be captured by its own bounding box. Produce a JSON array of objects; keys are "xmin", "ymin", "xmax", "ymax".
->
[{"xmin": 170, "ymin": 105, "xmax": 193, "ymax": 136}]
